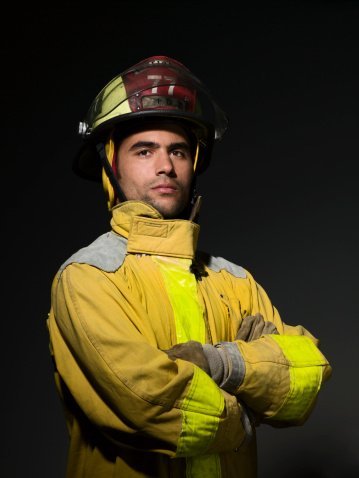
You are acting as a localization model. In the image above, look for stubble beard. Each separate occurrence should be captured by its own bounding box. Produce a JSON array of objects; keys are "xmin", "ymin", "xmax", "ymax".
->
[{"xmin": 141, "ymin": 192, "xmax": 190, "ymax": 219}]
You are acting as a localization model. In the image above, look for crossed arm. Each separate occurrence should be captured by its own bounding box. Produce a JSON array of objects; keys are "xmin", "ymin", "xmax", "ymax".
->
[{"xmin": 164, "ymin": 313, "xmax": 332, "ymax": 426}]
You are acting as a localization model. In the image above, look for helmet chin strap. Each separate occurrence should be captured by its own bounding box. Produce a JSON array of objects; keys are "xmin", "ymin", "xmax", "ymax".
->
[
  {"xmin": 187, "ymin": 141, "xmax": 202, "ymax": 222},
  {"xmin": 188, "ymin": 193, "xmax": 202, "ymax": 222},
  {"xmin": 97, "ymin": 142, "xmax": 127, "ymax": 209},
  {"xmin": 176, "ymin": 176, "xmax": 202, "ymax": 222}
]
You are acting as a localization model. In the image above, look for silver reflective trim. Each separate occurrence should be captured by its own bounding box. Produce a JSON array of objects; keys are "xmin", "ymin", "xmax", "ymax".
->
[
  {"xmin": 59, "ymin": 232, "xmax": 127, "ymax": 273},
  {"xmin": 197, "ymin": 252, "xmax": 247, "ymax": 278},
  {"xmin": 78, "ymin": 121, "xmax": 89, "ymax": 137}
]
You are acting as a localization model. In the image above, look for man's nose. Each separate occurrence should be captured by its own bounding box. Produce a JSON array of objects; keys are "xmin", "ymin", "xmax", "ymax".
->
[{"xmin": 156, "ymin": 152, "xmax": 175, "ymax": 175}]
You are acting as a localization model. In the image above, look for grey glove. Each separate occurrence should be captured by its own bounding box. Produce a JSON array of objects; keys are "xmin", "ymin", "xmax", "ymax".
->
[
  {"xmin": 163, "ymin": 340, "xmax": 211, "ymax": 374},
  {"xmin": 163, "ymin": 314, "xmax": 278, "ymax": 394},
  {"xmin": 235, "ymin": 313, "xmax": 278, "ymax": 341},
  {"xmin": 163, "ymin": 341, "xmax": 228, "ymax": 386},
  {"xmin": 163, "ymin": 341, "xmax": 238, "ymax": 392}
]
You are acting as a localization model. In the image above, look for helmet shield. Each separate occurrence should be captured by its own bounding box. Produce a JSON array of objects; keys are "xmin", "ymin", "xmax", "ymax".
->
[{"xmin": 75, "ymin": 56, "xmax": 228, "ymax": 180}]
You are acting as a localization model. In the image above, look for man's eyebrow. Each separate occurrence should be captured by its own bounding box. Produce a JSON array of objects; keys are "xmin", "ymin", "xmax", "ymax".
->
[
  {"xmin": 128, "ymin": 141, "xmax": 191, "ymax": 151},
  {"xmin": 129, "ymin": 141, "xmax": 158, "ymax": 151},
  {"xmin": 168, "ymin": 142, "xmax": 191, "ymax": 151}
]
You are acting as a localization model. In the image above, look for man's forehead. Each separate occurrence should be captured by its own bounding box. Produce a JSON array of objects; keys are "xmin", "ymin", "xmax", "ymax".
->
[
  {"xmin": 125, "ymin": 126, "xmax": 191, "ymax": 143},
  {"xmin": 114, "ymin": 120, "xmax": 195, "ymax": 147}
]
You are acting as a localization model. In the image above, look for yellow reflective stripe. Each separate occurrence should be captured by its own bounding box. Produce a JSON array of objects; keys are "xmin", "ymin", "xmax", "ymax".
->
[
  {"xmin": 152, "ymin": 257, "xmax": 206, "ymax": 343},
  {"xmin": 270, "ymin": 335, "xmax": 324, "ymax": 421},
  {"xmin": 153, "ymin": 256, "xmax": 221, "ymax": 477},
  {"xmin": 177, "ymin": 367, "xmax": 224, "ymax": 456},
  {"xmin": 187, "ymin": 454, "xmax": 221, "ymax": 477}
]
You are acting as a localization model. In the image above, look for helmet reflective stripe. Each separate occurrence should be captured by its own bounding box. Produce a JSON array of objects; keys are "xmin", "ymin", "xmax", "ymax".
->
[{"xmin": 91, "ymin": 76, "xmax": 131, "ymax": 131}]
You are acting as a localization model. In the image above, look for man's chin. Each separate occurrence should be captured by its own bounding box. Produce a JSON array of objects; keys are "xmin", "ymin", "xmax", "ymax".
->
[{"xmin": 147, "ymin": 198, "xmax": 189, "ymax": 219}]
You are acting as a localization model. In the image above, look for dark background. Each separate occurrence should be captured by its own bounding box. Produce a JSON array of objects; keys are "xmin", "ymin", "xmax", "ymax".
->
[{"xmin": 3, "ymin": 1, "xmax": 359, "ymax": 476}]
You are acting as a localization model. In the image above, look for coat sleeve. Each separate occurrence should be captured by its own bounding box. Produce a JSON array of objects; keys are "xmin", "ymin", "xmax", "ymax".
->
[
  {"xmin": 218, "ymin": 269, "xmax": 332, "ymax": 427},
  {"xmin": 47, "ymin": 262, "xmax": 252, "ymax": 458}
]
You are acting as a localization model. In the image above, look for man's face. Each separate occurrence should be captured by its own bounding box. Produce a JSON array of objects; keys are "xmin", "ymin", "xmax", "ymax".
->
[{"xmin": 116, "ymin": 124, "xmax": 195, "ymax": 218}]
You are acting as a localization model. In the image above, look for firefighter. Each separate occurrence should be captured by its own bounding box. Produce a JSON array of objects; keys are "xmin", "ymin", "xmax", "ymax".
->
[{"xmin": 47, "ymin": 55, "xmax": 332, "ymax": 477}]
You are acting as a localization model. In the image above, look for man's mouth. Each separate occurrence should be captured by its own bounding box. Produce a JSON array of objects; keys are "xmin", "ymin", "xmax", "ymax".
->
[{"xmin": 152, "ymin": 183, "xmax": 178, "ymax": 194}]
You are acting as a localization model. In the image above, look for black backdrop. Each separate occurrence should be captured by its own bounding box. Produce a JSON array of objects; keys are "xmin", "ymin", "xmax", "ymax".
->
[{"xmin": 3, "ymin": 1, "xmax": 359, "ymax": 477}]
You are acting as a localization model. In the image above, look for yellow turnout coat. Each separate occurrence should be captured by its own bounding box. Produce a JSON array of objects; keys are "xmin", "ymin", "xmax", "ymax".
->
[{"xmin": 47, "ymin": 201, "xmax": 331, "ymax": 477}]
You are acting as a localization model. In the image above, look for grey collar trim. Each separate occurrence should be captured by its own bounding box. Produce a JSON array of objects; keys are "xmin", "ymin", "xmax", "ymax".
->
[
  {"xmin": 197, "ymin": 251, "xmax": 247, "ymax": 278},
  {"xmin": 59, "ymin": 232, "xmax": 128, "ymax": 273},
  {"xmin": 58, "ymin": 232, "xmax": 246, "ymax": 280}
]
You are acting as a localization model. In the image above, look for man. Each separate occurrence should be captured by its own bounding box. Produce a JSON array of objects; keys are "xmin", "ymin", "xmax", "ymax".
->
[{"xmin": 47, "ymin": 55, "xmax": 332, "ymax": 478}]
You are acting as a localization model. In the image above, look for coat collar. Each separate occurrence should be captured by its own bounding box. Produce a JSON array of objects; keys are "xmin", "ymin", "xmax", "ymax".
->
[{"xmin": 110, "ymin": 201, "xmax": 200, "ymax": 259}]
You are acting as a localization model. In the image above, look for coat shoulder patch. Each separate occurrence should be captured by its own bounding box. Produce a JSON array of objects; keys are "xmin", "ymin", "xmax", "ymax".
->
[
  {"xmin": 59, "ymin": 232, "xmax": 127, "ymax": 273},
  {"xmin": 197, "ymin": 251, "xmax": 247, "ymax": 278}
]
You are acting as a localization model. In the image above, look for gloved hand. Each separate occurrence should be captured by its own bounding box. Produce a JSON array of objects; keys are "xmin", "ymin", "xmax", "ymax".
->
[
  {"xmin": 235, "ymin": 313, "xmax": 278, "ymax": 341},
  {"xmin": 164, "ymin": 340, "xmax": 234, "ymax": 388},
  {"xmin": 163, "ymin": 340, "xmax": 211, "ymax": 374},
  {"xmin": 163, "ymin": 314, "xmax": 278, "ymax": 394}
]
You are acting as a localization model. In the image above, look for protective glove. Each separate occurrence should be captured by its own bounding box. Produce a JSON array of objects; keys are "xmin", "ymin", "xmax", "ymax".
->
[
  {"xmin": 163, "ymin": 314, "xmax": 278, "ymax": 394},
  {"xmin": 235, "ymin": 313, "xmax": 278, "ymax": 341},
  {"xmin": 164, "ymin": 340, "xmax": 235, "ymax": 390},
  {"xmin": 163, "ymin": 340, "xmax": 211, "ymax": 375}
]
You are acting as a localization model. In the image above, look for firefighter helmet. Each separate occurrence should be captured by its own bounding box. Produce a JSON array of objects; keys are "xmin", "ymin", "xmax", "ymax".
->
[{"xmin": 73, "ymin": 55, "xmax": 228, "ymax": 181}]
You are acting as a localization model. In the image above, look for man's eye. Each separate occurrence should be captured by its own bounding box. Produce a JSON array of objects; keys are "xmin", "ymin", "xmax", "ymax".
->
[
  {"xmin": 172, "ymin": 150, "xmax": 187, "ymax": 158},
  {"xmin": 138, "ymin": 149, "xmax": 150, "ymax": 157}
]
